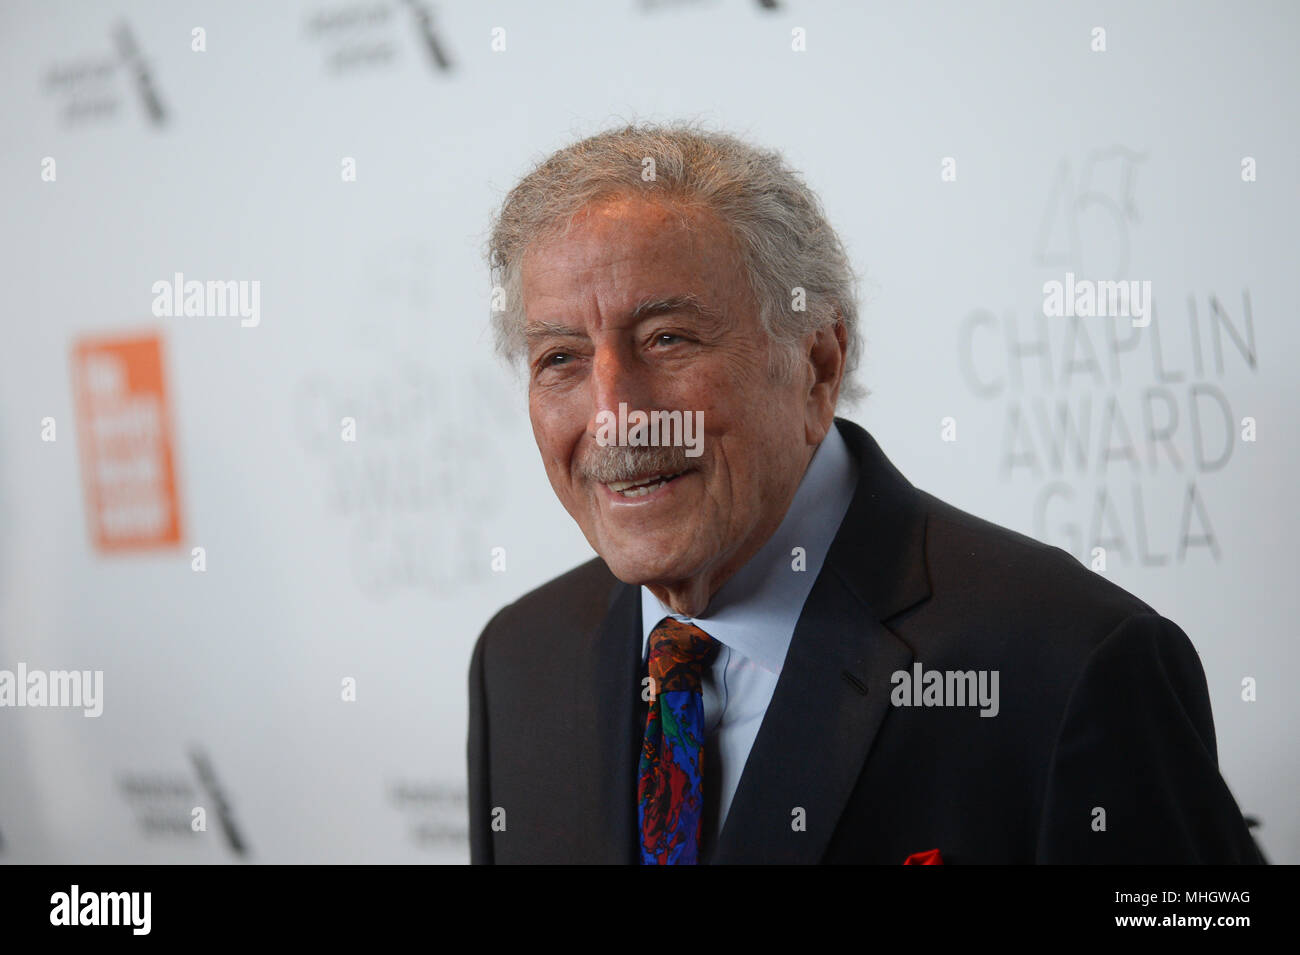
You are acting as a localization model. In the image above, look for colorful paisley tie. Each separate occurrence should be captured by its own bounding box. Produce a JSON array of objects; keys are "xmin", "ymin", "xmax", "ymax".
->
[{"xmin": 638, "ymin": 617, "xmax": 716, "ymax": 865}]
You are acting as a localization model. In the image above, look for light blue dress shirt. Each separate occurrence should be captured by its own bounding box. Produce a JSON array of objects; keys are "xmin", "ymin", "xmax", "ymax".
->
[{"xmin": 639, "ymin": 422, "xmax": 859, "ymax": 837}]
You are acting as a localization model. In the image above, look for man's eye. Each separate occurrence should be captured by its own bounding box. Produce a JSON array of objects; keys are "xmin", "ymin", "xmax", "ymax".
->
[
  {"xmin": 543, "ymin": 352, "xmax": 571, "ymax": 367},
  {"xmin": 655, "ymin": 334, "xmax": 683, "ymax": 346}
]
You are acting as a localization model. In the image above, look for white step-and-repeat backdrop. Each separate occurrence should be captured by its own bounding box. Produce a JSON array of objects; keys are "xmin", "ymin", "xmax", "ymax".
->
[{"xmin": 1, "ymin": 0, "xmax": 1295, "ymax": 863}]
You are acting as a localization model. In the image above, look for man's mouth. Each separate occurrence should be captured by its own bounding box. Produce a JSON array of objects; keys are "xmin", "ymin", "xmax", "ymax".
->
[{"xmin": 604, "ymin": 470, "xmax": 689, "ymax": 498}]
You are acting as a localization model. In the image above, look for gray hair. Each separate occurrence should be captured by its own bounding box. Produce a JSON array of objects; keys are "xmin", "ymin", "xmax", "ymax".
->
[{"xmin": 486, "ymin": 121, "xmax": 866, "ymax": 406}]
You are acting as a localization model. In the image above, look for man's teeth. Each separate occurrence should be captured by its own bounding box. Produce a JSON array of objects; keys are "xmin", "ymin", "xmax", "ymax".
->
[{"xmin": 606, "ymin": 471, "xmax": 684, "ymax": 496}]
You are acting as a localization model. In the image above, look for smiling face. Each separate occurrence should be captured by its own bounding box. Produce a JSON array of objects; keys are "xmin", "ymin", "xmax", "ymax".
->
[{"xmin": 521, "ymin": 195, "xmax": 840, "ymax": 615}]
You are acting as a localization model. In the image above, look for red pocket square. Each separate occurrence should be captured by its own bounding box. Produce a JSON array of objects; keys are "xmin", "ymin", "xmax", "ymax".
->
[{"xmin": 903, "ymin": 848, "xmax": 944, "ymax": 865}]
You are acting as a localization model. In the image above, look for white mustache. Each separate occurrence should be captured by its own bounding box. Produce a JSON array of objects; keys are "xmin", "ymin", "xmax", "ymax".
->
[{"xmin": 582, "ymin": 444, "xmax": 690, "ymax": 484}]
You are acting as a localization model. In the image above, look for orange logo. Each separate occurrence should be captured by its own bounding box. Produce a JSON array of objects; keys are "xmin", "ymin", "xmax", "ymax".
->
[{"xmin": 71, "ymin": 333, "xmax": 182, "ymax": 551}]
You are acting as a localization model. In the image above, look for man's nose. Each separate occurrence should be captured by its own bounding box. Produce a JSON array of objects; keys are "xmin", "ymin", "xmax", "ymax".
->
[{"xmin": 587, "ymin": 343, "xmax": 651, "ymax": 433}]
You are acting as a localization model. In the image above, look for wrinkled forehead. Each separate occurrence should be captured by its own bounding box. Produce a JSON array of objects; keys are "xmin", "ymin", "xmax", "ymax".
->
[{"xmin": 519, "ymin": 196, "xmax": 750, "ymax": 323}]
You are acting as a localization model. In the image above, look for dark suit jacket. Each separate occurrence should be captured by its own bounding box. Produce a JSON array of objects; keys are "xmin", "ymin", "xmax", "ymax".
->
[{"xmin": 467, "ymin": 417, "xmax": 1262, "ymax": 863}]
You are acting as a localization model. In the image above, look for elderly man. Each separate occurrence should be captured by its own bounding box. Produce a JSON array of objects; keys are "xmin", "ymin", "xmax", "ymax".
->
[{"xmin": 467, "ymin": 123, "xmax": 1261, "ymax": 865}]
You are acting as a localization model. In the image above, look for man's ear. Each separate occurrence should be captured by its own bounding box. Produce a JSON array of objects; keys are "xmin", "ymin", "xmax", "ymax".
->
[{"xmin": 804, "ymin": 311, "xmax": 847, "ymax": 444}]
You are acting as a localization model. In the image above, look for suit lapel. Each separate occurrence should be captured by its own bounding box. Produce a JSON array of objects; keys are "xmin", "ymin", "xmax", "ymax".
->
[
  {"xmin": 590, "ymin": 579, "xmax": 641, "ymax": 863},
  {"xmin": 708, "ymin": 418, "xmax": 931, "ymax": 864},
  {"xmin": 708, "ymin": 572, "xmax": 913, "ymax": 863}
]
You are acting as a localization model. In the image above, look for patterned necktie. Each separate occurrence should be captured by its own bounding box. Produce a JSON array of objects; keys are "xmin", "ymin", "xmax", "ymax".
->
[{"xmin": 637, "ymin": 617, "xmax": 716, "ymax": 865}]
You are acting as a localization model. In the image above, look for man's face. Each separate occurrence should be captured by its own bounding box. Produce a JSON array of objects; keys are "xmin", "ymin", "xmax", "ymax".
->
[{"xmin": 520, "ymin": 195, "xmax": 822, "ymax": 605}]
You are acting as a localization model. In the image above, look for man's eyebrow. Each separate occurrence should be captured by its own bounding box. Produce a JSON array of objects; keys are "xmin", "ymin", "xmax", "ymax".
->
[
  {"xmin": 629, "ymin": 294, "xmax": 721, "ymax": 322},
  {"xmin": 524, "ymin": 321, "xmax": 589, "ymax": 342},
  {"xmin": 524, "ymin": 296, "xmax": 721, "ymax": 343}
]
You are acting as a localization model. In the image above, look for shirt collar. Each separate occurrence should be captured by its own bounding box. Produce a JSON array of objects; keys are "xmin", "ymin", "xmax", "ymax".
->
[{"xmin": 639, "ymin": 422, "xmax": 859, "ymax": 673}]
